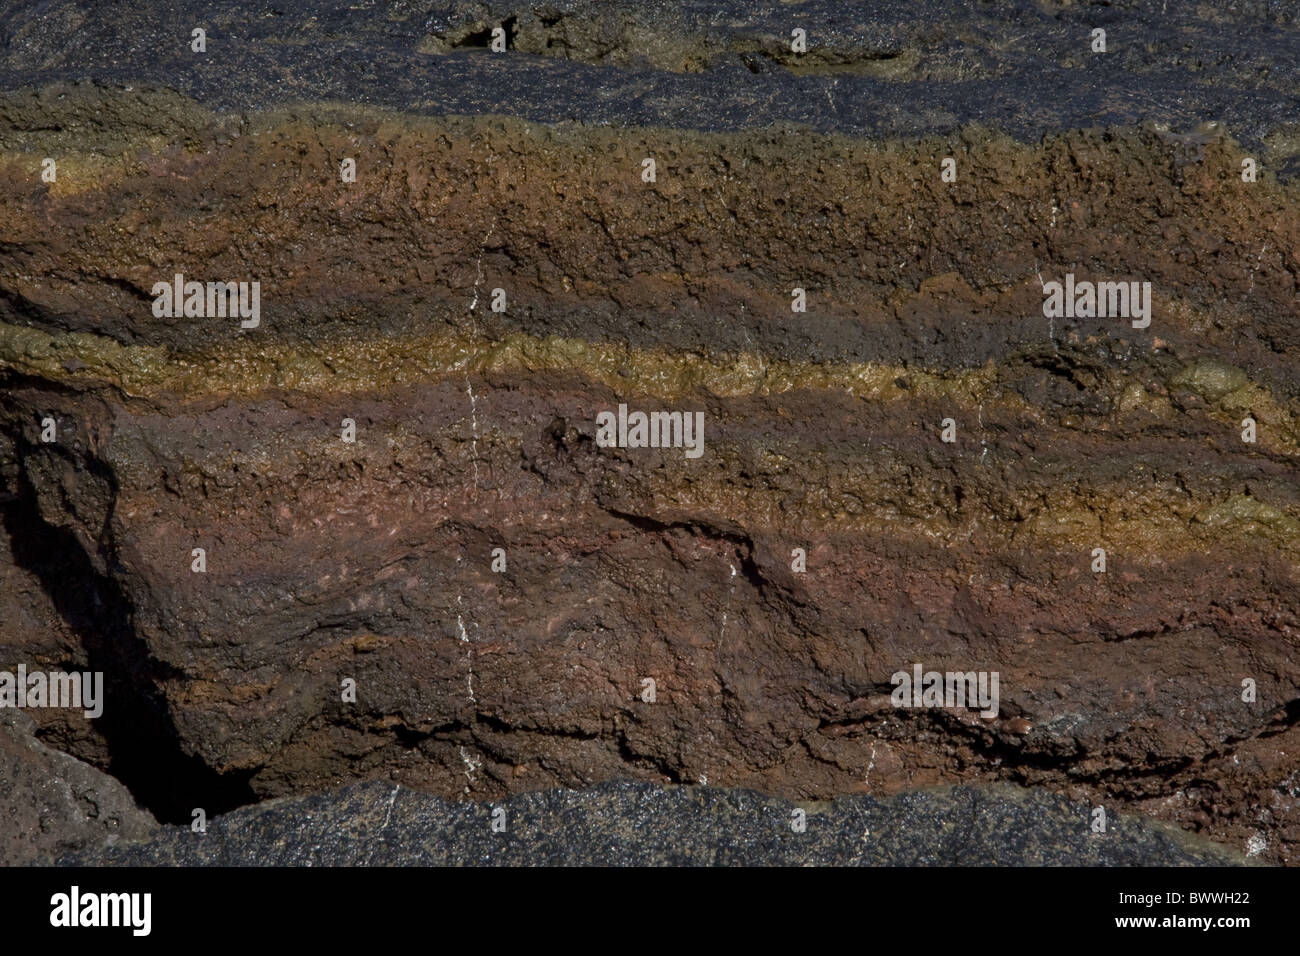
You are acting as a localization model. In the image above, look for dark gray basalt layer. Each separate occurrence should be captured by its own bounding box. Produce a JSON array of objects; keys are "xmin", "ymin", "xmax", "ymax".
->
[
  {"xmin": 1, "ymin": 1, "xmax": 1298, "ymax": 168},
  {"xmin": 60, "ymin": 779, "xmax": 1247, "ymax": 867}
]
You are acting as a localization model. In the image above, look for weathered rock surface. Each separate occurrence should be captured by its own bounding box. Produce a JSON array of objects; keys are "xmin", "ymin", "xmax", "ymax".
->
[
  {"xmin": 1, "ymin": 1, "xmax": 1298, "ymax": 865},
  {"xmin": 0, "ymin": 710, "xmax": 155, "ymax": 866}
]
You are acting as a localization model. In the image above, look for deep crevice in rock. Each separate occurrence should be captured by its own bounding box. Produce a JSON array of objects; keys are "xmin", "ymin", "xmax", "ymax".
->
[{"xmin": 0, "ymin": 471, "xmax": 257, "ymax": 824}]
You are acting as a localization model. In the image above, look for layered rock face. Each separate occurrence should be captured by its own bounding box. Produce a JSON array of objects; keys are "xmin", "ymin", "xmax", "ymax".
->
[{"xmin": 1, "ymin": 0, "xmax": 1298, "ymax": 864}]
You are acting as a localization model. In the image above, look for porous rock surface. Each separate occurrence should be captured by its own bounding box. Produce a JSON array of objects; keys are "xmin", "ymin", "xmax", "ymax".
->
[{"xmin": 61, "ymin": 779, "xmax": 1247, "ymax": 867}]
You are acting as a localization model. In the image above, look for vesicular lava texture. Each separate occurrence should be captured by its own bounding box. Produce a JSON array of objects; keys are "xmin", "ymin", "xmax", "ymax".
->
[{"xmin": 1, "ymin": 0, "xmax": 1298, "ymax": 865}]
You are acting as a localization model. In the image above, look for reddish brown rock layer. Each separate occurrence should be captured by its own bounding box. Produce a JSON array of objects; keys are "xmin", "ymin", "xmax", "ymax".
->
[{"xmin": 2, "ymin": 93, "xmax": 1298, "ymax": 863}]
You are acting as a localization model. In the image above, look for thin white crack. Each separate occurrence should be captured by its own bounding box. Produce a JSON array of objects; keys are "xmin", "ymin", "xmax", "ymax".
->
[
  {"xmin": 978, "ymin": 404, "xmax": 988, "ymax": 463},
  {"xmin": 718, "ymin": 563, "xmax": 738, "ymax": 643},
  {"xmin": 467, "ymin": 223, "xmax": 495, "ymax": 319},
  {"xmin": 456, "ymin": 607, "xmax": 476, "ymax": 704},
  {"xmin": 464, "ymin": 222, "xmax": 497, "ymax": 492},
  {"xmin": 381, "ymin": 785, "xmax": 399, "ymax": 831},
  {"xmin": 1035, "ymin": 261, "xmax": 1058, "ymax": 354},
  {"xmin": 464, "ymin": 376, "xmax": 481, "ymax": 489},
  {"xmin": 1246, "ymin": 243, "xmax": 1268, "ymax": 297},
  {"xmin": 459, "ymin": 745, "xmax": 482, "ymax": 794}
]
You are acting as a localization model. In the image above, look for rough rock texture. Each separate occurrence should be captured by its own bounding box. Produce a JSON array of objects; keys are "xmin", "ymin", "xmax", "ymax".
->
[
  {"xmin": 62, "ymin": 779, "xmax": 1247, "ymax": 867},
  {"xmin": 0, "ymin": 711, "xmax": 155, "ymax": 866},
  {"xmin": 1, "ymin": 1, "xmax": 1298, "ymax": 156},
  {"xmin": 1, "ymin": 1, "xmax": 1298, "ymax": 865}
]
